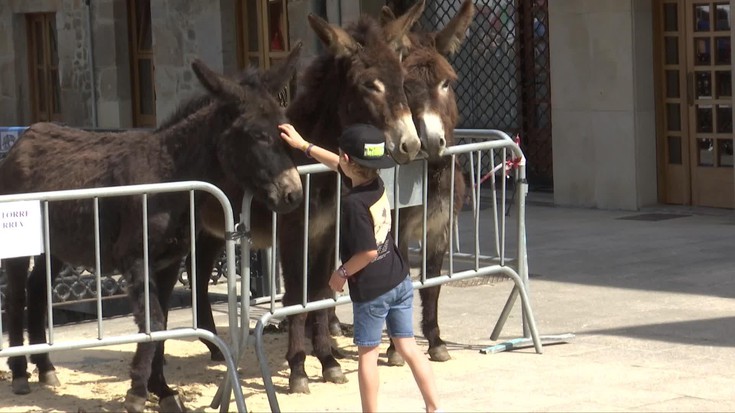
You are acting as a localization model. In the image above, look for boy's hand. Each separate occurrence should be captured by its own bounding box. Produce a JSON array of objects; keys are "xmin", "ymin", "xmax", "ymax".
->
[
  {"xmin": 329, "ymin": 270, "xmax": 346, "ymax": 293},
  {"xmin": 279, "ymin": 123, "xmax": 308, "ymax": 151}
]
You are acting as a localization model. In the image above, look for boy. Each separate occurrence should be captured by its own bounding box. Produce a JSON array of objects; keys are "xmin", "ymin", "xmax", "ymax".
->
[{"xmin": 278, "ymin": 123, "xmax": 441, "ymax": 413}]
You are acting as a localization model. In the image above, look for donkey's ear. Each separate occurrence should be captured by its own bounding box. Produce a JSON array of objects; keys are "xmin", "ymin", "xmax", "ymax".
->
[
  {"xmin": 434, "ymin": 0, "xmax": 475, "ymax": 56},
  {"xmin": 382, "ymin": 0, "xmax": 424, "ymax": 50},
  {"xmin": 191, "ymin": 59, "xmax": 246, "ymax": 101},
  {"xmin": 308, "ymin": 14, "xmax": 360, "ymax": 58},
  {"xmin": 262, "ymin": 41, "xmax": 303, "ymax": 94},
  {"xmin": 380, "ymin": 6, "xmax": 396, "ymax": 25}
]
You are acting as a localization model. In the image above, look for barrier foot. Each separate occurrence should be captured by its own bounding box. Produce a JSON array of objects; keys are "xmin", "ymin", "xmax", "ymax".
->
[
  {"xmin": 490, "ymin": 285, "xmax": 519, "ymax": 341},
  {"xmin": 202, "ymin": 333, "xmax": 247, "ymax": 413},
  {"xmin": 480, "ymin": 333, "xmax": 575, "ymax": 354},
  {"xmin": 255, "ymin": 318, "xmax": 281, "ymax": 413}
]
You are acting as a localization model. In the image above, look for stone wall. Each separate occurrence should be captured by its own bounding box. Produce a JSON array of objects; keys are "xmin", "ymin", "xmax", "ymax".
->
[
  {"xmin": 151, "ymin": 0, "xmax": 228, "ymax": 122},
  {"xmin": 549, "ymin": 0, "xmax": 657, "ymax": 210},
  {"xmin": 0, "ymin": 0, "xmax": 351, "ymax": 128},
  {"xmin": 0, "ymin": 1, "xmax": 20, "ymax": 125},
  {"xmin": 56, "ymin": 0, "xmax": 92, "ymax": 126},
  {"xmin": 0, "ymin": 0, "xmax": 97, "ymax": 127},
  {"xmin": 91, "ymin": 0, "xmax": 133, "ymax": 128}
]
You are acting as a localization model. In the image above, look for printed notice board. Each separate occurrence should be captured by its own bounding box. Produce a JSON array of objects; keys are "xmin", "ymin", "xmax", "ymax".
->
[
  {"xmin": 379, "ymin": 161, "xmax": 424, "ymax": 209},
  {"xmin": 0, "ymin": 200, "xmax": 44, "ymax": 260}
]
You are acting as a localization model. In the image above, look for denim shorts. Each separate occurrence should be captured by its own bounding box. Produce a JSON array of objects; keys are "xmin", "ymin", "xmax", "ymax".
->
[{"xmin": 352, "ymin": 276, "xmax": 414, "ymax": 347}]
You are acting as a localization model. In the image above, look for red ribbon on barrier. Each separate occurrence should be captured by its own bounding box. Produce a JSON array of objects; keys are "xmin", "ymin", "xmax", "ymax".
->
[
  {"xmin": 504, "ymin": 134, "xmax": 523, "ymax": 177},
  {"xmin": 473, "ymin": 134, "xmax": 524, "ymax": 188}
]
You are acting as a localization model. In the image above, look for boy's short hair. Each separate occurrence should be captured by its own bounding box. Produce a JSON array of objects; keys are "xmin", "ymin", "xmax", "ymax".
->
[{"xmin": 338, "ymin": 124, "xmax": 396, "ymax": 169}]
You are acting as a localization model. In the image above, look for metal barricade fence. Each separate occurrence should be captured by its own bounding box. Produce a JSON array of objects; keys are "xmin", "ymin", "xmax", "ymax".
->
[
  {"xmin": 0, "ymin": 181, "xmax": 247, "ymax": 412},
  {"xmin": 240, "ymin": 129, "xmax": 545, "ymax": 412}
]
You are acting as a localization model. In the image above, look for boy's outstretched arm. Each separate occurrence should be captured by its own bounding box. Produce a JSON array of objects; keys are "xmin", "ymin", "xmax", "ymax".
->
[{"xmin": 279, "ymin": 123, "xmax": 339, "ymax": 171}]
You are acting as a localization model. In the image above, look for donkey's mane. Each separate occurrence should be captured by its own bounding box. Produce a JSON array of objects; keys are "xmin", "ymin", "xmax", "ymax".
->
[
  {"xmin": 404, "ymin": 45, "xmax": 458, "ymax": 83},
  {"xmin": 286, "ymin": 15, "xmax": 385, "ymax": 152},
  {"xmin": 346, "ymin": 14, "xmax": 385, "ymax": 46}
]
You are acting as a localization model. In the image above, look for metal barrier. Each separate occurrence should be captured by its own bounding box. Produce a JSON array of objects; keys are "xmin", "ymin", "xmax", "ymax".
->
[
  {"xmin": 0, "ymin": 181, "xmax": 247, "ymax": 412},
  {"xmin": 241, "ymin": 130, "xmax": 546, "ymax": 412}
]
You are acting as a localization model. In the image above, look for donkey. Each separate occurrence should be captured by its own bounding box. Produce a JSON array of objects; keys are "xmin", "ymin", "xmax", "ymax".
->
[
  {"xmin": 376, "ymin": 0, "xmax": 476, "ymax": 366},
  {"xmin": 323, "ymin": 0, "xmax": 475, "ymax": 366},
  {"xmin": 0, "ymin": 52, "xmax": 302, "ymax": 412},
  {"xmin": 187, "ymin": 5, "xmax": 427, "ymax": 393}
]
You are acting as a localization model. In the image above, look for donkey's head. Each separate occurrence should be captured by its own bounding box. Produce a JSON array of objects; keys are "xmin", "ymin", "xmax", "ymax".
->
[
  {"xmin": 191, "ymin": 47, "xmax": 303, "ymax": 213},
  {"xmin": 307, "ymin": 3, "xmax": 425, "ymax": 164},
  {"xmin": 383, "ymin": 0, "xmax": 475, "ymax": 162}
]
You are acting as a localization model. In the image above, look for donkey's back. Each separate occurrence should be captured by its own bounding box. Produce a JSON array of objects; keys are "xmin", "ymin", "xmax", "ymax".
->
[{"xmin": 0, "ymin": 122, "xmax": 160, "ymax": 196}]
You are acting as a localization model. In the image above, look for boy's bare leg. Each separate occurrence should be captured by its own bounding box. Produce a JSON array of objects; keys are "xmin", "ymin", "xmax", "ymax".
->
[
  {"xmin": 392, "ymin": 337, "xmax": 440, "ymax": 413},
  {"xmin": 357, "ymin": 345, "xmax": 381, "ymax": 412}
]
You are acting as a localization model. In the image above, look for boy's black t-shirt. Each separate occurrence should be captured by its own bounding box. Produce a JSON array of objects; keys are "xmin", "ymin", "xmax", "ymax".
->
[{"xmin": 340, "ymin": 177, "xmax": 408, "ymax": 303}]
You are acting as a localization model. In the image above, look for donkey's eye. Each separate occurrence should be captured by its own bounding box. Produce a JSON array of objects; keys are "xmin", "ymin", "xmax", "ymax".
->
[
  {"xmin": 440, "ymin": 79, "xmax": 451, "ymax": 90},
  {"xmin": 364, "ymin": 80, "xmax": 385, "ymax": 94}
]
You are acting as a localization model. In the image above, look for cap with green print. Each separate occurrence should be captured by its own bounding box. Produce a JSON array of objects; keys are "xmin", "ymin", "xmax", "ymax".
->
[{"xmin": 338, "ymin": 124, "xmax": 396, "ymax": 169}]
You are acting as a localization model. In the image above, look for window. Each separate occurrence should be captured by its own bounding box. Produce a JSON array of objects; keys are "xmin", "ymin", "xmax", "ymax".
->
[
  {"xmin": 236, "ymin": 0, "xmax": 291, "ymax": 105},
  {"xmin": 27, "ymin": 13, "xmax": 62, "ymax": 122},
  {"xmin": 128, "ymin": 0, "xmax": 156, "ymax": 127}
]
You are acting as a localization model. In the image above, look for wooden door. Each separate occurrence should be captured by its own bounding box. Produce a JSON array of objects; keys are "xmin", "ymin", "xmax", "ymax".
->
[
  {"xmin": 128, "ymin": 0, "xmax": 156, "ymax": 127},
  {"xmin": 236, "ymin": 0, "xmax": 291, "ymax": 105},
  {"xmin": 27, "ymin": 13, "xmax": 62, "ymax": 123},
  {"xmin": 655, "ymin": 0, "xmax": 734, "ymax": 208}
]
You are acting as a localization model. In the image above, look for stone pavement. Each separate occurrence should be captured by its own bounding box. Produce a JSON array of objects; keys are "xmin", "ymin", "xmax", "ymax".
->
[
  {"xmin": 324, "ymin": 192, "xmax": 735, "ymax": 412},
  {"xmin": 3, "ymin": 192, "xmax": 735, "ymax": 412}
]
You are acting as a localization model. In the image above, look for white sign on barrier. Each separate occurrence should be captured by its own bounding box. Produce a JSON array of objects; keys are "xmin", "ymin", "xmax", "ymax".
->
[
  {"xmin": 0, "ymin": 200, "xmax": 44, "ymax": 259},
  {"xmin": 379, "ymin": 161, "xmax": 424, "ymax": 209}
]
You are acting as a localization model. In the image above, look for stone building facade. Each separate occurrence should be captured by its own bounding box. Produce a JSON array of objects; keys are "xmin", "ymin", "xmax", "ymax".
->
[
  {"xmin": 0, "ymin": 0, "xmax": 323, "ymax": 128},
  {"xmin": 1, "ymin": 0, "xmax": 732, "ymax": 210}
]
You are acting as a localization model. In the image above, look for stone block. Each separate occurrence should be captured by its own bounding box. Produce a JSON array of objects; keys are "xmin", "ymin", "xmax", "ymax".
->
[
  {"xmin": 0, "ymin": 97, "xmax": 18, "ymax": 125},
  {"xmin": 154, "ymin": 29, "xmax": 184, "ymax": 66},
  {"xmin": 91, "ymin": 23, "xmax": 117, "ymax": 68},
  {"xmin": 94, "ymin": 0, "xmax": 115, "ymax": 22},
  {"xmin": 96, "ymin": 66, "xmax": 119, "ymax": 99},
  {"xmin": 0, "ymin": 59, "xmax": 16, "ymax": 97},
  {"xmin": 10, "ymin": 0, "xmax": 61, "ymax": 14}
]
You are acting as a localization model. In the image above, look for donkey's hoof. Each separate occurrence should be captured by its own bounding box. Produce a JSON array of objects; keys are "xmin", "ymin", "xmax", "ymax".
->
[
  {"xmin": 288, "ymin": 376, "xmax": 310, "ymax": 394},
  {"xmin": 39, "ymin": 370, "xmax": 61, "ymax": 387},
  {"xmin": 428, "ymin": 345, "xmax": 451, "ymax": 362},
  {"xmin": 11, "ymin": 376, "xmax": 31, "ymax": 395},
  {"xmin": 123, "ymin": 390, "xmax": 147, "ymax": 413},
  {"xmin": 323, "ymin": 366, "xmax": 347, "ymax": 384},
  {"xmin": 328, "ymin": 322, "xmax": 343, "ymax": 337},
  {"xmin": 386, "ymin": 350, "xmax": 405, "ymax": 366},
  {"xmin": 210, "ymin": 348, "xmax": 225, "ymax": 362},
  {"xmin": 159, "ymin": 394, "xmax": 187, "ymax": 412}
]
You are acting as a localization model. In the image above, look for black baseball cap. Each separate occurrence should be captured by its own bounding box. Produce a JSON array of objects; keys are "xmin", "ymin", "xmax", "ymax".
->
[{"xmin": 338, "ymin": 124, "xmax": 396, "ymax": 169}]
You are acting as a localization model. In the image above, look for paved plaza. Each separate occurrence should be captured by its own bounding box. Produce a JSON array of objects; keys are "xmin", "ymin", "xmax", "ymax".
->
[{"xmin": 1, "ymin": 192, "xmax": 734, "ymax": 412}]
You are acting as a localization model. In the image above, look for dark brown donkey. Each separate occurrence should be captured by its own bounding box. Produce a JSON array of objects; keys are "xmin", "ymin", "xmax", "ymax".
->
[
  {"xmin": 0, "ymin": 54, "xmax": 302, "ymax": 412},
  {"xmin": 189, "ymin": 5, "xmax": 426, "ymax": 394},
  {"xmin": 379, "ymin": 0, "xmax": 476, "ymax": 366}
]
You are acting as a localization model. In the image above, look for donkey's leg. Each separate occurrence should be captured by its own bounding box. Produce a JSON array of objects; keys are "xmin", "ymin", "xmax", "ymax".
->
[
  {"xmin": 420, "ymin": 221, "xmax": 451, "ymax": 362},
  {"xmin": 192, "ymin": 232, "xmax": 226, "ymax": 360},
  {"xmin": 311, "ymin": 307, "xmax": 347, "ymax": 383},
  {"xmin": 283, "ymin": 312, "xmax": 309, "ymax": 393},
  {"xmin": 146, "ymin": 261, "xmax": 186, "ymax": 412},
  {"xmin": 5, "ymin": 257, "xmax": 31, "ymax": 394},
  {"xmin": 122, "ymin": 259, "xmax": 182, "ymax": 413},
  {"xmin": 327, "ymin": 307, "xmax": 343, "ymax": 336},
  {"xmin": 307, "ymin": 243, "xmax": 345, "ymax": 384},
  {"xmin": 278, "ymin": 207, "xmax": 313, "ymax": 394},
  {"xmin": 27, "ymin": 254, "xmax": 63, "ymax": 386}
]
